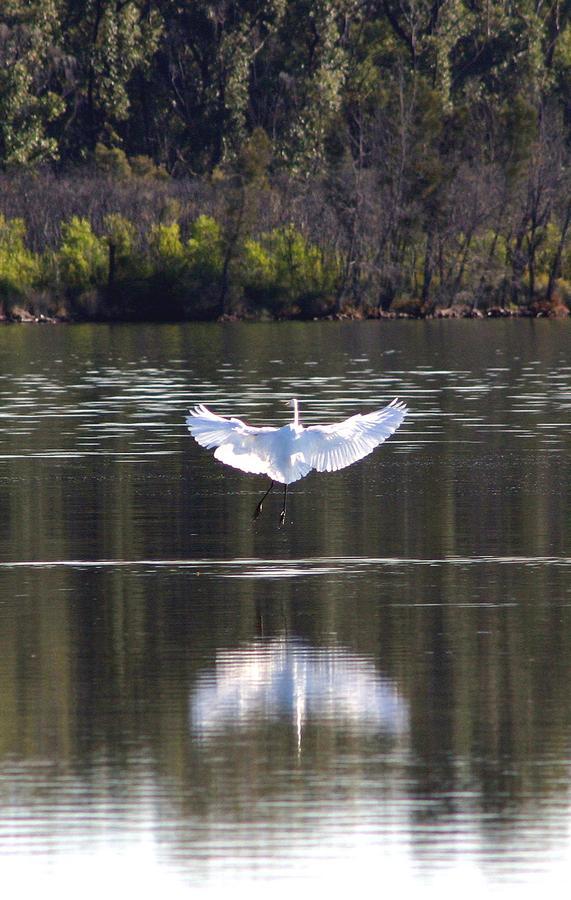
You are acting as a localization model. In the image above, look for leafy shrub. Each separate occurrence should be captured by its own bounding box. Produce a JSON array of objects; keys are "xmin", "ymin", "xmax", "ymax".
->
[
  {"xmin": 130, "ymin": 155, "xmax": 169, "ymax": 180},
  {"xmin": 175, "ymin": 215, "xmax": 224, "ymax": 315},
  {"xmin": 131, "ymin": 221, "xmax": 187, "ymax": 319},
  {"xmin": 57, "ymin": 217, "xmax": 107, "ymax": 290},
  {"xmin": 0, "ymin": 215, "xmax": 40, "ymax": 298},
  {"xmin": 246, "ymin": 226, "xmax": 340, "ymax": 314},
  {"xmin": 187, "ymin": 215, "xmax": 223, "ymax": 279},
  {"xmin": 273, "ymin": 226, "xmax": 338, "ymax": 294},
  {"xmin": 102, "ymin": 214, "xmax": 140, "ymax": 288},
  {"xmin": 148, "ymin": 222, "xmax": 185, "ymax": 274},
  {"xmin": 103, "ymin": 214, "xmax": 136, "ymax": 258},
  {"xmin": 94, "ymin": 143, "xmax": 132, "ymax": 179},
  {"xmin": 241, "ymin": 238, "xmax": 276, "ymax": 300}
]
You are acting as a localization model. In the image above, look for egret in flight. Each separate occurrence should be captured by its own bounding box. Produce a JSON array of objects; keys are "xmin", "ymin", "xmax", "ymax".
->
[{"xmin": 186, "ymin": 398, "xmax": 407, "ymax": 524}]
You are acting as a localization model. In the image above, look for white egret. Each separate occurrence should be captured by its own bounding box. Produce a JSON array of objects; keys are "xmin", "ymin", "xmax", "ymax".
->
[{"xmin": 186, "ymin": 398, "xmax": 407, "ymax": 524}]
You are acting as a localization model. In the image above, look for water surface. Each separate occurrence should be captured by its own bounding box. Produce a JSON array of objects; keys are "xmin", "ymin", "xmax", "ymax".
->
[{"xmin": 0, "ymin": 320, "xmax": 570, "ymax": 897}]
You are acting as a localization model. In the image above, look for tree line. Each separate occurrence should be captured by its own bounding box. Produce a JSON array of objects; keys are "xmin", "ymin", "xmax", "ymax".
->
[{"xmin": 1, "ymin": 0, "xmax": 571, "ymax": 320}]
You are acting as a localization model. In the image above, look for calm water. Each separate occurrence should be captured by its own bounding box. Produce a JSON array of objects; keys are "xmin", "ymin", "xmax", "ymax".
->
[{"xmin": 0, "ymin": 320, "xmax": 570, "ymax": 897}]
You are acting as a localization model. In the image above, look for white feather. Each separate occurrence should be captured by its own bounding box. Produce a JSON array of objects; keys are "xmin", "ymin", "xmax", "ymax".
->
[
  {"xmin": 297, "ymin": 399, "xmax": 407, "ymax": 473},
  {"xmin": 186, "ymin": 399, "xmax": 407, "ymax": 484}
]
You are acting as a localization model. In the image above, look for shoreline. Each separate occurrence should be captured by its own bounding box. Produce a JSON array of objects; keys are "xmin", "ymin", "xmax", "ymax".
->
[{"xmin": 2, "ymin": 302, "xmax": 569, "ymax": 325}]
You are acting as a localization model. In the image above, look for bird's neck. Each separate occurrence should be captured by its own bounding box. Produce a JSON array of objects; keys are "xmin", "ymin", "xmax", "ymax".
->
[{"xmin": 292, "ymin": 399, "xmax": 299, "ymax": 427}]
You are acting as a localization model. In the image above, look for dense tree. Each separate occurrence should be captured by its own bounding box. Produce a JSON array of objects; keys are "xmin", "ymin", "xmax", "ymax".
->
[
  {"xmin": 1, "ymin": 0, "xmax": 571, "ymax": 318},
  {"xmin": 0, "ymin": 0, "xmax": 65, "ymax": 166},
  {"xmin": 58, "ymin": 0, "xmax": 162, "ymax": 159},
  {"xmin": 2, "ymin": 0, "xmax": 571, "ymax": 173},
  {"xmin": 138, "ymin": 0, "xmax": 287, "ymax": 172}
]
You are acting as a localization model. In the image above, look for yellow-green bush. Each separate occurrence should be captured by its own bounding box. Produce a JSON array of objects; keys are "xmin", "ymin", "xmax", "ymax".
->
[
  {"xmin": 103, "ymin": 214, "xmax": 135, "ymax": 257},
  {"xmin": 132, "ymin": 221, "xmax": 189, "ymax": 319},
  {"xmin": 242, "ymin": 238, "xmax": 276, "ymax": 294},
  {"xmin": 251, "ymin": 225, "xmax": 340, "ymax": 311},
  {"xmin": 187, "ymin": 215, "xmax": 223, "ymax": 278},
  {"xmin": 57, "ymin": 217, "xmax": 107, "ymax": 289},
  {"xmin": 103, "ymin": 214, "xmax": 138, "ymax": 276},
  {"xmin": 0, "ymin": 215, "xmax": 40, "ymax": 296},
  {"xmin": 149, "ymin": 222, "xmax": 185, "ymax": 269},
  {"xmin": 271, "ymin": 226, "xmax": 339, "ymax": 296}
]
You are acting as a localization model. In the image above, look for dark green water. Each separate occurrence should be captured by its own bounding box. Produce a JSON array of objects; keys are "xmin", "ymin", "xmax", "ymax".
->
[{"xmin": 0, "ymin": 320, "xmax": 570, "ymax": 897}]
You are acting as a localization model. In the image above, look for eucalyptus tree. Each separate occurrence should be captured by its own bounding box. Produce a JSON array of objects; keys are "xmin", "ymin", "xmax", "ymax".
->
[
  {"xmin": 57, "ymin": 0, "xmax": 162, "ymax": 158},
  {"xmin": 0, "ymin": 0, "xmax": 65, "ymax": 167},
  {"xmin": 145, "ymin": 0, "xmax": 287, "ymax": 172}
]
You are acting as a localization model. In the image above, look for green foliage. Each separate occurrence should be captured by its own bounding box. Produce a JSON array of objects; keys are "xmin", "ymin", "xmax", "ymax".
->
[
  {"xmin": 236, "ymin": 128, "xmax": 272, "ymax": 184},
  {"xmin": 5, "ymin": 0, "xmax": 571, "ymax": 329},
  {"xmin": 102, "ymin": 213, "xmax": 139, "ymax": 286},
  {"xmin": 554, "ymin": 278, "xmax": 571, "ymax": 305},
  {"xmin": 242, "ymin": 239, "xmax": 276, "ymax": 294},
  {"xmin": 270, "ymin": 226, "xmax": 340, "ymax": 296},
  {"xmin": 94, "ymin": 146, "xmax": 169, "ymax": 181},
  {"xmin": 243, "ymin": 226, "xmax": 340, "ymax": 313},
  {"xmin": 0, "ymin": 1, "xmax": 64, "ymax": 166},
  {"xmin": 1, "ymin": 0, "xmax": 570, "ymax": 188},
  {"xmin": 501, "ymin": 96, "xmax": 538, "ymax": 176},
  {"xmin": 553, "ymin": 22, "xmax": 571, "ymax": 77},
  {"xmin": 57, "ymin": 217, "xmax": 107, "ymax": 290},
  {"xmin": 94, "ymin": 143, "xmax": 132, "ymax": 178},
  {"xmin": 187, "ymin": 215, "xmax": 223, "ymax": 279},
  {"xmin": 59, "ymin": 0, "xmax": 163, "ymax": 158},
  {"xmin": 1, "ymin": 189, "xmax": 570, "ymax": 318},
  {"xmin": 0, "ymin": 215, "xmax": 40, "ymax": 296},
  {"xmin": 103, "ymin": 214, "xmax": 135, "ymax": 258},
  {"xmin": 149, "ymin": 222, "xmax": 185, "ymax": 269},
  {"xmin": 130, "ymin": 155, "xmax": 169, "ymax": 180}
]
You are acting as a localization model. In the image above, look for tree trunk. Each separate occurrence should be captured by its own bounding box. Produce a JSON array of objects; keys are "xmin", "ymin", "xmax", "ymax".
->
[
  {"xmin": 547, "ymin": 202, "xmax": 571, "ymax": 303},
  {"xmin": 108, "ymin": 241, "xmax": 116, "ymax": 292},
  {"xmin": 510, "ymin": 219, "xmax": 528, "ymax": 306},
  {"xmin": 219, "ymin": 183, "xmax": 245, "ymax": 317},
  {"xmin": 422, "ymin": 231, "xmax": 434, "ymax": 308}
]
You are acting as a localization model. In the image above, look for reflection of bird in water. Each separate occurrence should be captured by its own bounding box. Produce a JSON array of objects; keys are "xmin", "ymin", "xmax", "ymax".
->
[
  {"xmin": 186, "ymin": 398, "xmax": 407, "ymax": 523},
  {"xmin": 189, "ymin": 638, "xmax": 409, "ymax": 748}
]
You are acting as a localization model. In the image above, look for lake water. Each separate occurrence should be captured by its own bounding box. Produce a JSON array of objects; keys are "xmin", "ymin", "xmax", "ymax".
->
[{"xmin": 0, "ymin": 320, "xmax": 570, "ymax": 898}]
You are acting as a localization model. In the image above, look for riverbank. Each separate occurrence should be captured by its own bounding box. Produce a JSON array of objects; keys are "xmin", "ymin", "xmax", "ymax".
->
[
  {"xmin": 2, "ymin": 168, "xmax": 571, "ymax": 326},
  {"xmin": 2, "ymin": 297, "xmax": 568, "ymax": 324}
]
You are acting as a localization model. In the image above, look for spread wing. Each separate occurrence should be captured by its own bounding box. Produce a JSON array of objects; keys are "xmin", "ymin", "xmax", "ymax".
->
[
  {"xmin": 296, "ymin": 399, "xmax": 407, "ymax": 473},
  {"xmin": 186, "ymin": 404, "xmax": 277, "ymax": 476}
]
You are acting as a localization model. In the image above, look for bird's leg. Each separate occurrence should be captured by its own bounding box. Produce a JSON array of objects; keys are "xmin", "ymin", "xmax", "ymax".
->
[
  {"xmin": 253, "ymin": 481, "xmax": 274, "ymax": 520},
  {"xmin": 280, "ymin": 484, "xmax": 288, "ymax": 525}
]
